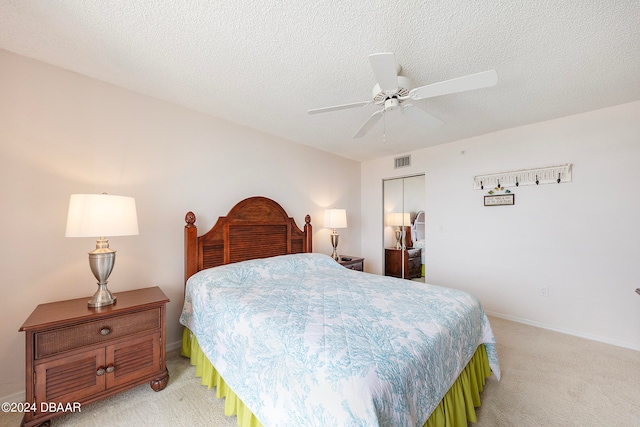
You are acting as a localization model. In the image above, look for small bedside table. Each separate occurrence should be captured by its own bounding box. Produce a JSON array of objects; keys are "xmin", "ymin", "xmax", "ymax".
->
[
  {"xmin": 19, "ymin": 286, "xmax": 170, "ymax": 427},
  {"xmin": 338, "ymin": 255, "xmax": 364, "ymax": 271},
  {"xmin": 385, "ymin": 247, "xmax": 422, "ymax": 279}
]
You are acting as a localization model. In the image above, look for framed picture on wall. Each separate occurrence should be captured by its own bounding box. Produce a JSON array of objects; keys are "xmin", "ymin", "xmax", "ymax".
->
[{"xmin": 484, "ymin": 194, "xmax": 515, "ymax": 206}]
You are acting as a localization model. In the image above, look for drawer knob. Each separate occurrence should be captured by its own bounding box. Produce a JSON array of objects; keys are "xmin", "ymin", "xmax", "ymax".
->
[
  {"xmin": 106, "ymin": 365, "xmax": 115, "ymax": 373},
  {"xmin": 100, "ymin": 327, "xmax": 111, "ymax": 336},
  {"xmin": 96, "ymin": 367, "xmax": 105, "ymax": 376}
]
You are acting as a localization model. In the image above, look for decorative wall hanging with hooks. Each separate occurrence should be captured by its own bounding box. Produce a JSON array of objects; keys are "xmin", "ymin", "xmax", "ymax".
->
[{"xmin": 473, "ymin": 164, "xmax": 572, "ymax": 190}]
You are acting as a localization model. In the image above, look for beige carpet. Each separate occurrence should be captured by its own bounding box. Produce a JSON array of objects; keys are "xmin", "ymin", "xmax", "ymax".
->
[
  {"xmin": 475, "ymin": 316, "xmax": 640, "ymax": 427},
  {"xmin": 2, "ymin": 316, "xmax": 639, "ymax": 426}
]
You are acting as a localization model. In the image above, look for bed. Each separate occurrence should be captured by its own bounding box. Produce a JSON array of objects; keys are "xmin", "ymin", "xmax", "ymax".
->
[{"xmin": 180, "ymin": 197, "xmax": 499, "ymax": 427}]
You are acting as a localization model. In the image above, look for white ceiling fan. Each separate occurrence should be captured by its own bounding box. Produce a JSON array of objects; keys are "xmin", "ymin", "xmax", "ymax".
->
[{"xmin": 308, "ymin": 53, "xmax": 498, "ymax": 138}]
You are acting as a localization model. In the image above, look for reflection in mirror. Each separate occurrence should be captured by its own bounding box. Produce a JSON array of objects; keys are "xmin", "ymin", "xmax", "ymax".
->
[{"xmin": 383, "ymin": 175, "xmax": 425, "ymax": 280}]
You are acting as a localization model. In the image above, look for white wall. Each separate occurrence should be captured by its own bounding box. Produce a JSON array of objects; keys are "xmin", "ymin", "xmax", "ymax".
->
[
  {"xmin": 362, "ymin": 101, "xmax": 640, "ymax": 351},
  {"xmin": 0, "ymin": 50, "xmax": 361, "ymax": 400}
]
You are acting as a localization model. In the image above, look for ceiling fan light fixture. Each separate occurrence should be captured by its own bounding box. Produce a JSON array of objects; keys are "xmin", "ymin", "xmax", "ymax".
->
[{"xmin": 384, "ymin": 98, "xmax": 400, "ymax": 111}]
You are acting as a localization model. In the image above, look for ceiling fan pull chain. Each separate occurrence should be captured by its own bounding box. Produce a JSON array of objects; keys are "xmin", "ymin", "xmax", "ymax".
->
[{"xmin": 383, "ymin": 108, "xmax": 387, "ymax": 143}]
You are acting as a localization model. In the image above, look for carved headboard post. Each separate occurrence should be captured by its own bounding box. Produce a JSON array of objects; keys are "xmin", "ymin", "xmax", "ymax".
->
[
  {"xmin": 184, "ymin": 211, "xmax": 198, "ymax": 285},
  {"xmin": 304, "ymin": 215, "xmax": 312, "ymax": 253}
]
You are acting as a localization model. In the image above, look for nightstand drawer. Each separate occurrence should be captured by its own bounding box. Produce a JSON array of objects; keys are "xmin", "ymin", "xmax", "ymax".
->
[
  {"xmin": 35, "ymin": 308, "xmax": 160, "ymax": 359},
  {"xmin": 407, "ymin": 248, "xmax": 421, "ymax": 259},
  {"xmin": 338, "ymin": 256, "xmax": 364, "ymax": 272},
  {"xmin": 408, "ymin": 256, "xmax": 421, "ymax": 270}
]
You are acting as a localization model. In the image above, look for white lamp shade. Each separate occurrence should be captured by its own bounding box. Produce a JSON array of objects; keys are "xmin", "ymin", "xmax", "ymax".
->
[
  {"xmin": 65, "ymin": 194, "xmax": 139, "ymax": 237},
  {"xmin": 324, "ymin": 208, "xmax": 347, "ymax": 229},
  {"xmin": 386, "ymin": 212, "xmax": 410, "ymax": 227}
]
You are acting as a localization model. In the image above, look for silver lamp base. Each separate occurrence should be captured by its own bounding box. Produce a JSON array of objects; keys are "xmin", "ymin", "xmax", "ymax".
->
[
  {"xmin": 395, "ymin": 227, "xmax": 408, "ymax": 249},
  {"xmin": 330, "ymin": 230, "xmax": 340, "ymax": 261},
  {"xmin": 87, "ymin": 239, "xmax": 117, "ymax": 308},
  {"xmin": 88, "ymin": 283, "xmax": 117, "ymax": 307}
]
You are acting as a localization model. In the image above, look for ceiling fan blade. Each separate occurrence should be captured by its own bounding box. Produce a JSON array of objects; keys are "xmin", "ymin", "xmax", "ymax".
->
[
  {"xmin": 369, "ymin": 53, "xmax": 398, "ymax": 92},
  {"xmin": 308, "ymin": 100, "xmax": 370, "ymax": 114},
  {"xmin": 401, "ymin": 104, "xmax": 444, "ymax": 128},
  {"xmin": 409, "ymin": 70, "xmax": 498, "ymax": 100},
  {"xmin": 353, "ymin": 109, "xmax": 384, "ymax": 138}
]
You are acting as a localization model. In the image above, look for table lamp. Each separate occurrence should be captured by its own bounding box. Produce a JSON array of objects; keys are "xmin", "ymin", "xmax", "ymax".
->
[
  {"xmin": 65, "ymin": 194, "xmax": 139, "ymax": 307},
  {"xmin": 324, "ymin": 208, "xmax": 347, "ymax": 261},
  {"xmin": 388, "ymin": 212, "xmax": 410, "ymax": 249}
]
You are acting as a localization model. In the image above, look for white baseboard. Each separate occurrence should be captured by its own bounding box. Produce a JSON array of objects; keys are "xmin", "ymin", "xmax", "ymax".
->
[
  {"xmin": 166, "ymin": 339, "xmax": 182, "ymax": 353},
  {"xmin": 0, "ymin": 390, "xmax": 25, "ymax": 406},
  {"xmin": 486, "ymin": 311, "xmax": 640, "ymax": 352}
]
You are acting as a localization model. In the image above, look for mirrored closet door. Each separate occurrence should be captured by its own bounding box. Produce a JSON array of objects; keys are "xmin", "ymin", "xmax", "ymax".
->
[{"xmin": 383, "ymin": 174, "xmax": 425, "ymax": 280}]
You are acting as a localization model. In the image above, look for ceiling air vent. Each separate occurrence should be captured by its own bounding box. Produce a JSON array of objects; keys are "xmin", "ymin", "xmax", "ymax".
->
[{"xmin": 394, "ymin": 155, "xmax": 411, "ymax": 169}]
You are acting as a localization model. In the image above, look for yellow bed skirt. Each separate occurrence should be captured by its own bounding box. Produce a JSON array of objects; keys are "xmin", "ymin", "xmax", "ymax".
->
[{"xmin": 182, "ymin": 328, "xmax": 492, "ymax": 427}]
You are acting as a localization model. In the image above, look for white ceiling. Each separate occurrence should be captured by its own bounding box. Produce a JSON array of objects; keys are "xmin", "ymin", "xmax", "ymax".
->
[{"xmin": 1, "ymin": 1, "xmax": 639, "ymax": 162}]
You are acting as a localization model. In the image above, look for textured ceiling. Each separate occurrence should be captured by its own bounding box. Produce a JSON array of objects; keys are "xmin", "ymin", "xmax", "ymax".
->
[{"xmin": 1, "ymin": 1, "xmax": 639, "ymax": 161}]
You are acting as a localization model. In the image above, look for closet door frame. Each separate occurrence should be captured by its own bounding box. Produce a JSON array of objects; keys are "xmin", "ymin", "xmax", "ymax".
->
[{"xmin": 382, "ymin": 174, "xmax": 425, "ymax": 279}]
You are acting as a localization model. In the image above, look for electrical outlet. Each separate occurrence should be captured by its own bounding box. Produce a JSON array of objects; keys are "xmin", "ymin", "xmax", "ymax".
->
[{"xmin": 540, "ymin": 286, "xmax": 549, "ymax": 297}]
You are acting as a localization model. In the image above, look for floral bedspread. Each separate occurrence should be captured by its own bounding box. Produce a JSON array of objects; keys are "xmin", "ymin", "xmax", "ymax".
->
[{"xmin": 180, "ymin": 253, "xmax": 500, "ymax": 427}]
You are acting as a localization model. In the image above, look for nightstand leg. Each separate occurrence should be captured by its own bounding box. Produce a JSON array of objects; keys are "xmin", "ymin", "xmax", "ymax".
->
[{"xmin": 150, "ymin": 368, "xmax": 169, "ymax": 391}]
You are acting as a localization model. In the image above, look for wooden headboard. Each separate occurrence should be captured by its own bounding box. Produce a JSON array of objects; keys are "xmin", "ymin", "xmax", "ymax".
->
[{"xmin": 184, "ymin": 196, "xmax": 312, "ymax": 285}]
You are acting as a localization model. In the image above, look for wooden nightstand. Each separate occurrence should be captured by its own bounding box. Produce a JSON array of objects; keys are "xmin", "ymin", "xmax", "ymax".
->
[
  {"xmin": 338, "ymin": 256, "xmax": 364, "ymax": 271},
  {"xmin": 385, "ymin": 248, "xmax": 422, "ymax": 279},
  {"xmin": 19, "ymin": 286, "xmax": 170, "ymax": 427}
]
